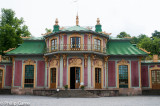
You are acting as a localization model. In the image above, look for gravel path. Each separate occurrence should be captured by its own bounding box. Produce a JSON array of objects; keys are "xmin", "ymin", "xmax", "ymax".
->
[{"xmin": 0, "ymin": 95, "xmax": 160, "ymax": 106}]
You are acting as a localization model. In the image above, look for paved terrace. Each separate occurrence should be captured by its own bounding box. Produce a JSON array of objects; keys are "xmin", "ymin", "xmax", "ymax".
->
[{"xmin": 0, "ymin": 95, "xmax": 159, "ymax": 106}]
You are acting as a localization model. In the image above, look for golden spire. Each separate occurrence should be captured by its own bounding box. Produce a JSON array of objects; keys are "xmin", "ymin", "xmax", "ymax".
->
[
  {"xmin": 97, "ymin": 18, "xmax": 100, "ymax": 25},
  {"xmin": 55, "ymin": 18, "xmax": 58, "ymax": 25},
  {"xmin": 76, "ymin": 14, "xmax": 79, "ymax": 26}
]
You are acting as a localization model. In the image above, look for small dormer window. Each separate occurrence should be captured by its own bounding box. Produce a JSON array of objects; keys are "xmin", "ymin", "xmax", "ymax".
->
[
  {"xmin": 71, "ymin": 37, "xmax": 81, "ymax": 49},
  {"xmin": 51, "ymin": 39, "xmax": 57, "ymax": 51},
  {"xmin": 94, "ymin": 39, "xmax": 101, "ymax": 51}
]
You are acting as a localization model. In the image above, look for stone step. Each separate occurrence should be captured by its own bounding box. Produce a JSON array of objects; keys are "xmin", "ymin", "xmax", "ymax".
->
[
  {"xmin": 0, "ymin": 89, "xmax": 11, "ymax": 94},
  {"xmin": 51, "ymin": 90, "xmax": 99, "ymax": 98},
  {"xmin": 142, "ymin": 89, "xmax": 160, "ymax": 95}
]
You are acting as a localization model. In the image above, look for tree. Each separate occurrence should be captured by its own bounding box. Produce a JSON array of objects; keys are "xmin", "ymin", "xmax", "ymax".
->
[
  {"xmin": 152, "ymin": 30, "xmax": 160, "ymax": 38},
  {"xmin": 130, "ymin": 34, "xmax": 147, "ymax": 44},
  {"xmin": 117, "ymin": 32, "xmax": 131, "ymax": 38},
  {"xmin": 0, "ymin": 8, "xmax": 31, "ymax": 55}
]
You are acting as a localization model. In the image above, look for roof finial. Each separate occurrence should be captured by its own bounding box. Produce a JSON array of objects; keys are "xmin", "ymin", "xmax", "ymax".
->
[
  {"xmin": 97, "ymin": 18, "xmax": 100, "ymax": 25},
  {"xmin": 76, "ymin": 13, "xmax": 79, "ymax": 26},
  {"xmin": 55, "ymin": 18, "xmax": 58, "ymax": 25}
]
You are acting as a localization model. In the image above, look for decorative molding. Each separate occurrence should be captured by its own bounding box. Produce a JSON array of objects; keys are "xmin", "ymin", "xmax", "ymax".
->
[
  {"xmin": 91, "ymin": 54, "xmax": 96, "ymax": 66},
  {"xmin": 24, "ymin": 59, "xmax": 36, "ymax": 65},
  {"xmin": 4, "ymin": 48, "xmax": 16, "ymax": 53},
  {"xmin": 83, "ymin": 54, "xmax": 88, "ymax": 67},
  {"xmin": 94, "ymin": 59, "xmax": 103, "ymax": 67},
  {"xmin": 69, "ymin": 58, "xmax": 82, "ymax": 66},
  {"xmin": 63, "ymin": 54, "xmax": 67, "ymax": 67},
  {"xmin": 139, "ymin": 48, "xmax": 150, "ymax": 54},
  {"xmin": 117, "ymin": 59, "xmax": 129, "ymax": 65},
  {"xmin": 104, "ymin": 56, "xmax": 109, "ymax": 62}
]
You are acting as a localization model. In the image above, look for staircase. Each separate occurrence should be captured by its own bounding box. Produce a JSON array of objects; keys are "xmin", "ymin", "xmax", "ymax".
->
[
  {"xmin": 51, "ymin": 90, "xmax": 99, "ymax": 98},
  {"xmin": 0, "ymin": 89, "xmax": 11, "ymax": 94},
  {"xmin": 142, "ymin": 89, "xmax": 160, "ymax": 95}
]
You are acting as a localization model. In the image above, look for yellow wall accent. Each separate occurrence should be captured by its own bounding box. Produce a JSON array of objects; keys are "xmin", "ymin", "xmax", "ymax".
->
[
  {"xmin": 22, "ymin": 59, "xmax": 36, "ymax": 88},
  {"xmin": 138, "ymin": 57, "xmax": 142, "ymax": 88},
  {"xmin": 0, "ymin": 67, "xmax": 5, "ymax": 88},
  {"xmin": 116, "ymin": 59, "xmax": 131, "ymax": 88},
  {"xmin": 11, "ymin": 56, "xmax": 14, "ymax": 87},
  {"xmin": 149, "ymin": 65, "xmax": 160, "ymax": 89}
]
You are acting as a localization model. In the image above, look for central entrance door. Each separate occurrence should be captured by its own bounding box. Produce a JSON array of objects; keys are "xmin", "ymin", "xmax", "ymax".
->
[
  {"xmin": 0, "ymin": 70, "xmax": 3, "ymax": 88},
  {"xmin": 50, "ymin": 68, "xmax": 56, "ymax": 89},
  {"xmin": 95, "ymin": 68, "xmax": 101, "ymax": 89},
  {"xmin": 152, "ymin": 70, "xmax": 160, "ymax": 89},
  {"xmin": 70, "ymin": 67, "xmax": 80, "ymax": 89}
]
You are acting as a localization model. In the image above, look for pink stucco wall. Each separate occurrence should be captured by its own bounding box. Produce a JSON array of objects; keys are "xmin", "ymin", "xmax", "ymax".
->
[
  {"xmin": 5, "ymin": 65, "xmax": 12, "ymax": 86},
  {"xmin": 37, "ymin": 61, "xmax": 45, "ymax": 87},
  {"xmin": 63, "ymin": 35, "xmax": 67, "ymax": 50},
  {"xmin": 14, "ymin": 60, "xmax": 22, "ymax": 86},
  {"xmin": 84, "ymin": 34, "xmax": 88, "ymax": 50},
  {"xmin": 131, "ymin": 61, "xmax": 139, "ymax": 87},
  {"xmin": 141, "ymin": 65, "xmax": 149, "ymax": 87},
  {"xmin": 108, "ymin": 61, "xmax": 116, "ymax": 87}
]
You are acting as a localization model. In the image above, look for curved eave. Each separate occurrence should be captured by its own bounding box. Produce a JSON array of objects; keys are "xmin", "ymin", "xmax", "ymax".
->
[
  {"xmin": 108, "ymin": 54, "xmax": 147, "ymax": 56},
  {"xmin": 43, "ymin": 30, "xmax": 109, "ymax": 38},
  {"xmin": 6, "ymin": 54, "xmax": 44, "ymax": 56}
]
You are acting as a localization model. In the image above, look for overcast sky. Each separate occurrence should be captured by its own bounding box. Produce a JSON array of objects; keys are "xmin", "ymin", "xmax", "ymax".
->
[{"xmin": 1, "ymin": 0, "xmax": 160, "ymax": 37}]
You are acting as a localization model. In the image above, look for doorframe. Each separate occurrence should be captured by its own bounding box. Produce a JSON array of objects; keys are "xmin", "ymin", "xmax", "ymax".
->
[
  {"xmin": 93, "ymin": 67, "xmax": 103, "ymax": 89},
  {"xmin": 22, "ymin": 62, "xmax": 36, "ymax": 88},
  {"xmin": 68, "ymin": 65, "xmax": 82, "ymax": 89},
  {"xmin": 49, "ymin": 67, "xmax": 58, "ymax": 89},
  {"xmin": 149, "ymin": 65, "xmax": 160, "ymax": 89},
  {"xmin": 0, "ymin": 67, "xmax": 5, "ymax": 88},
  {"xmin": 116, "ymin": 60, "xmax": 131, "ymax": 88}
]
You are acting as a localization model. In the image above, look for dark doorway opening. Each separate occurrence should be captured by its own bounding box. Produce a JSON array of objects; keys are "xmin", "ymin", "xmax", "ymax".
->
[{"xmin": 70, "ymin": 67, "xmax": 75, "ymax": 89}]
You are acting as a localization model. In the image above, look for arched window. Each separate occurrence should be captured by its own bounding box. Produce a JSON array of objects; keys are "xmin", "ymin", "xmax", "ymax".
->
[
  {"xmin": 51, "ymin": 39, "xmax": 57, "ymax": 51},
  {"xmin": 94, "ymin": 39, "xmax": 101, "ymax": 51},
  {"xmin": 71, "ymin": 37, "xmax": 81, "ymax": 49}
]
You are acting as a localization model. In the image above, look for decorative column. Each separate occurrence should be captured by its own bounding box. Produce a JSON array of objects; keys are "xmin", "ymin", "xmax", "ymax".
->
[
  {"xmin": 104, "ymin": 56, "xmax": 109, "ymax": 88},
  {"xmin": 43, "ymin": 56, "xmax": 48, "ymax": 88}
]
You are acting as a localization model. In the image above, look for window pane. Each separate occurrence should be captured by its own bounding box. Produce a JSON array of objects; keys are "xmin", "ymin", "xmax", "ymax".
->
[
  {"xmin": 119, "ymin": 65, "xmax": 128, "ymax": 88},
  {"xmin": 25, "ymin": 65, "xmax": 34, "ymax": 88}
]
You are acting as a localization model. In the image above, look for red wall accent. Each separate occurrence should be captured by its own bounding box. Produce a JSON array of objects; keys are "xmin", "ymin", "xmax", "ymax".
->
[
  {"xmin": 141, "ymin": 65, "xmax": 149, "ymax": 87},
  {"xmin": 0, "ymin": 65, "xmax": 5, "ymax": 68},
  {"xmin": 131, "ymin": 61, "xmax": 139, "ymax": 87},
  {"xmin": 63, "ymin": 35, "xmax": 67, "ymax": 50},
  {"xmin": 84, "ymin": 34, "xmax": 88, "ymax": 50},
  {"xmin": 5, "ymin": 65, "xmax": 12, "ymax": 86},
  {"xmin": 37, "ymin": 61, "xmax": 45, "ymax": 87},
  {"xmin": 108, "ymin": 61, "xmax": 116, "ymax": 87},
  {"xmin": 14, "ymin": 60, "xmax": 22, "ymax": 86}
]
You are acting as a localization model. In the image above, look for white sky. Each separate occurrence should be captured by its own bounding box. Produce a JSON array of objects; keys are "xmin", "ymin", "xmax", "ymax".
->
[{"xmin": 1, "ymin": 0, "xmax": 160, "ymax": 37}]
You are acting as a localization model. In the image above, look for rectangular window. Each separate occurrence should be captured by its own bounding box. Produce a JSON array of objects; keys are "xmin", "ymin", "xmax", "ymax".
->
[
  {"xmin": 24, "ymin": 65, "xmax": 34, "ymax": 88},
  {"xmin": 51, "ymin": 39, "xmax": 57, "ymax": 51},
  {"xmin": 94, "ymin": 39, "xmax": 101, "ymax": 51},
  {"xmin": 119, "ymin": 65, "xmax": 128, "ymax": 88},
  {"xmin": 71, "ymin": 37, "xmax": 80, "ymax": 49}
]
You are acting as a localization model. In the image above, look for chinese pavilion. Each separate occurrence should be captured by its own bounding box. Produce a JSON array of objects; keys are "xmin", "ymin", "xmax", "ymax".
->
[{"xmin": 0, "ymin": 16, "xmax": 160, "ymax": 95}]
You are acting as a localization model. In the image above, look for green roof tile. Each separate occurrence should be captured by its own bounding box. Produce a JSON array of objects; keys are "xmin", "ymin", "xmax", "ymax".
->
[
  {"xmin": 107, "ymin": 41, "xmax": 147, "ymax": 55},
  {"xmin": 7, "ymin": 40, "xmax": 45, "ymax": 55},
  {"xmin": 61, "ymin": 26, "xmax": 90, "ymax": 31}
]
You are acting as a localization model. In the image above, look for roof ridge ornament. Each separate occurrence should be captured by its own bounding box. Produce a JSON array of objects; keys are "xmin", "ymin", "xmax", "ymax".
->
[
  {"xmin": 97, "ymin": 18, "xmax": 100, "ymax": 25},
  {"xmin": 76, "ymin": 14, "xmax": 79, "ymax": 26},
  {"xmin": 55, "ymin": 18, "xmax": 58, "ymax": 25}
]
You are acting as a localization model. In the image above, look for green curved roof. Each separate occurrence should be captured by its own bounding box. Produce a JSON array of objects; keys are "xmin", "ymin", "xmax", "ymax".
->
[
  {"xmin": 7, "ymin": 40, "xmax": 45, "ymax": 55},
  {"xmin": 107, "ymin": 40, "xmax": 147, "ymax": 55},
  {"xmin": 61, "ymin": 26, "xmax": 90, "ymax": 31}
]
